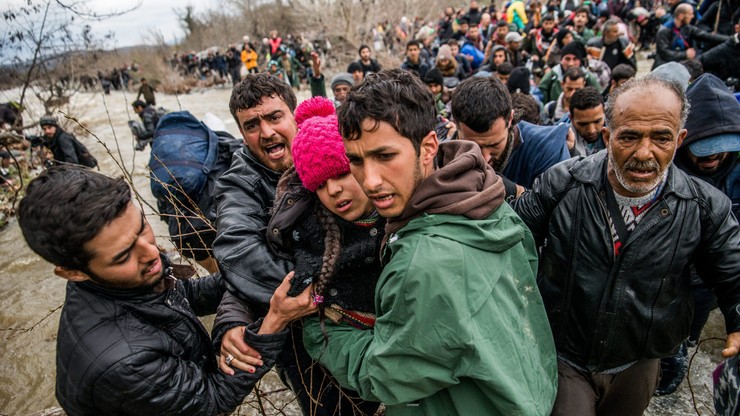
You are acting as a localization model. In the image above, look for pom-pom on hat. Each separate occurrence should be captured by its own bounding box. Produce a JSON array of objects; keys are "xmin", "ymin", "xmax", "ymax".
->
[{"xmin": 292, "ymin": 97, "xmax": 350, "ymax": 192}]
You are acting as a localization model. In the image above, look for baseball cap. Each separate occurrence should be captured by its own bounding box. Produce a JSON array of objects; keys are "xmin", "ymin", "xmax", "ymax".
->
[
  {"xmin": 688, "ymin": 133, "xmax": 740, "ymax": 157},
  {"xmin": 505, "ymin": 32, "xmax": 524, "ymax": 43}
]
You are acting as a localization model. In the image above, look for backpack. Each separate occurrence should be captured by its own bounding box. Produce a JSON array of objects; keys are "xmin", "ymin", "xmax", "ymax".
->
[
  {"xmin": 149, "ymin": 111, "xmax": 219, "ymax": 207},
  {"xmin": 151, "ymin": 117, "xmax": 243, "ymax": 254},
  {"xmin": 198, "ymin": 130, "xmax": 242, "ymax": 222},
  {"xmin": 70, "ymin": 136, "xmax": 98, "ymax": 168},
  {"xmin": 128, "ymin": 120, "xmax": 147, "ymax": 139}
]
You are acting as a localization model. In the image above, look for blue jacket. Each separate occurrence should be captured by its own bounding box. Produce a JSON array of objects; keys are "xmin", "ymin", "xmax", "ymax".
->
[{"xmin": 503, "ymin": 121, "xmax": 570, "ymax": 188}]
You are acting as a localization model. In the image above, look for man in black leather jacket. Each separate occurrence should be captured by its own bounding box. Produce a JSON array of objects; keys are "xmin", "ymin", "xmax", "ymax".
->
[
  {"xmin": 514, "ymin": 76, "xmax": 740, "ymax": 415},
  {"xmin": 212, "ymin": 73, "xmax": 373, "ymax": 415},
  {"xmin": 17, "ymin": 166, "xmax": 298, "ymax": 416}
]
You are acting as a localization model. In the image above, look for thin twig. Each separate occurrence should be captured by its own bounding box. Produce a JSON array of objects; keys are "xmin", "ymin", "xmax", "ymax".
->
[
  {"xmin": 0, "ymin": 304, "xmax": 63, "ymax": 337},
  {"xmin": 687, "ymin": 336, "xmax": 725, "ymax": 415}
]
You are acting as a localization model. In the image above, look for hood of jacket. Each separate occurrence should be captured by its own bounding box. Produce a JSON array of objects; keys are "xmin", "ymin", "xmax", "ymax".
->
[
  {"xmin": 683, "ymin": 73, "xmax": 740, "ymax": 146},
  {"xmin": 385, "ymin": 140, "xmax": 508, "ymax": 249},
  {"xmin": 266, "ymin": 167, "xmax": 316, "ymax": 258}
]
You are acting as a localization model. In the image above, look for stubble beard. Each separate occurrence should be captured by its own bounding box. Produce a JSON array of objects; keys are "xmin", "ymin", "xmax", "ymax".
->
[
  {"xmin": 490, "ymin": 128, "xmax": 514, "ymax": 173},
  {"xmin": 607, "ymin": 141, "xmax": 674, "ymax": 196}
]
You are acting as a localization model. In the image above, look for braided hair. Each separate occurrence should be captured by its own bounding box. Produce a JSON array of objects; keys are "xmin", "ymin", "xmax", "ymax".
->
[{"xmin": 314, "ymin": 203, "xmax": 343, "ymax": 344}]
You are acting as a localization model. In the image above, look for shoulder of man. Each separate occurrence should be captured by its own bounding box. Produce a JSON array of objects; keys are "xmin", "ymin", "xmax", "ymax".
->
[
  {"xmin": 539, "ymin": 69, "xmax": 558, "ymax": 85},
  {"xmin": 518, "ymin": 121, "xmax": 568, "ymax": 148},
  {"xmin": 541, "ymin": 149, "xmax": 603, "ymax": 186},
  {"xmin": 58, "ymin": 129, "xmax": 77, "ymax": 141},
  {"xmin": 675, "ymin": 166, "xmax": 734, "ymax": 210},
  {"xmin": 586, "ymin": 37, "xmax": 603, "ymax": 47},
  {"xmin": 58, "ymin": 283, "xmax": 163, "ymax": 378},
  {"xmin": 215, "ymin": 146, "xmax": 282, "ymax": 198}
]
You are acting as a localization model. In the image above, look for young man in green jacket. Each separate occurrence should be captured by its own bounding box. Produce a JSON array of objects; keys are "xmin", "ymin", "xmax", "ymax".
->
[{"xmin": 301, "ymin": 68, "xmax": 558, "ymax": 415}]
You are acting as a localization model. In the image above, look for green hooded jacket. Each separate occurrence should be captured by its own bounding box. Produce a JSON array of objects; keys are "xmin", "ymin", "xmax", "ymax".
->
[{"xmin": 304, "ymin": 142, "xmax": 556, "ymax": 415}]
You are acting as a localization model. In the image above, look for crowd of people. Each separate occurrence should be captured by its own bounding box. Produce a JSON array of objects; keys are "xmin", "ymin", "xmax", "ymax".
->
[
  {"xmin": 8, "ymin": 0, "xmax": 740, "ymax": 416},
  {"xmin": 169, "ymin": 33, "xmax": 331, "ymax": 90},
  {"xmin": 155, "ymin": 0, "xmax": 739, "ymax": 130}
]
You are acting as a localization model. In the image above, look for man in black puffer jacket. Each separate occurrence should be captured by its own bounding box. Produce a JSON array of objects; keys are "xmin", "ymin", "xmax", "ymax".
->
[
  {"xmin": 514, "ymin": 75, "xmax": 740, "ymax": 415},
  {"xmin": 39, "ymin": 116, "xmax": 79, "ymax": 165},
  {"xmin": 17, "ymin": 165, "xmax": 307, "ymax": 416}
]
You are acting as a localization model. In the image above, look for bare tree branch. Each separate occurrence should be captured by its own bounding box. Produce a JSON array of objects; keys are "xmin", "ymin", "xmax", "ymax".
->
[{"xmin": 54, "ymin": 0, "xmax": 143, "ymax": 21}]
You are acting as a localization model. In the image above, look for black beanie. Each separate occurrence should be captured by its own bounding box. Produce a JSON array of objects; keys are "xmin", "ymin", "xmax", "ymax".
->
[
  {"xmin": 347, "ymin": 61, "xmax": 363, "ymax": 73},
  {"xmin": 560, "ymin": 41, "xmax": 586, "ymax": 63},
  {"xmin": 507, "ymin": 67, "xmax": 531, "ymax": 95},
  {"xmin": 423, "ymin": 67, "xmax": 444, "ymax": 87}
]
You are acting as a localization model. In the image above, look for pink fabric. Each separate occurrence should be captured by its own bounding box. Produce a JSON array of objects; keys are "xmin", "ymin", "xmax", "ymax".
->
[{"xmin": 291, "ymin": 97, "xmax": 349, "ymax": 192}]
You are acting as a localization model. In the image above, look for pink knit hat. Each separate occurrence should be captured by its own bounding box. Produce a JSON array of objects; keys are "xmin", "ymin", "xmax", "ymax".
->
[{"xmin": 292, "ymin": 97, "xmax": 350, "ymax": 192}]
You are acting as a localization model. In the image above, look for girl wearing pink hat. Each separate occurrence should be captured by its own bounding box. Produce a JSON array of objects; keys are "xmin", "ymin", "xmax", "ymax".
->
[
  {"xmin": 266, "ymin": 96, "xmax": 385, "ymax": 329},
  {"xmin": 265, "ymin": 96, "xmax": 384, "ymax": 413}
]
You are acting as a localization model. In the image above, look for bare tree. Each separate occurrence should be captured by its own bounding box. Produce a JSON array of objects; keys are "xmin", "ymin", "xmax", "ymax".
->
[{"xmin": 1, "ymin": 0, "xmax": 141, "ymax": 118}]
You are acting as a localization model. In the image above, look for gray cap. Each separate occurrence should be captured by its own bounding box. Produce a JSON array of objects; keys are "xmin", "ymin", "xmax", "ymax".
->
[
  {"xmin": 505, "ymin": 32, "xmax": 524, "ymax": 43},
  {"xmin": 650, "ymin": 62, "xmax": 691, "ymax": 92},
  {"xmin": 330, "ymin": 72, "xmax": 355, "ymax": 91},
  {"xmin": 39, "ymin": 116, "xmax": 58, "ymax": 127}
]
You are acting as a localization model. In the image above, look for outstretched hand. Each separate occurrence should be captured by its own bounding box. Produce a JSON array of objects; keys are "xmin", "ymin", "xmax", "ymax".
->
[
  {"xmin": 220, "ymin": 273, "xmax": 318, "ymax": 375},
  {"xmin": 311, "ymin": 52, "xmax": 322, "ymax": 78}
]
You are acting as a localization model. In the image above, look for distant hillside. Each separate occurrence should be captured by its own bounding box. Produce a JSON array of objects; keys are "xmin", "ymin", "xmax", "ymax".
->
[{"xmin": 0, "ymin": 44, "xmax": 163, "ymax": 91}]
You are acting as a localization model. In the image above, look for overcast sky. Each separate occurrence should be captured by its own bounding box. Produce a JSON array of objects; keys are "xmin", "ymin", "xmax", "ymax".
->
[
  {"xmin": 2, "ymin": 0, "xmax": 221, "ymax": 60},
  {"xmin": 83, "ymin": 0, "xmax": 219, "ymax": 47}
]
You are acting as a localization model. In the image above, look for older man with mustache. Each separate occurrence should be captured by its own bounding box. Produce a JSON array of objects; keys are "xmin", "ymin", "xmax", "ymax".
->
[{"xmin": 514, "ymin": 75, "xmax": 740, "ymax": 416}]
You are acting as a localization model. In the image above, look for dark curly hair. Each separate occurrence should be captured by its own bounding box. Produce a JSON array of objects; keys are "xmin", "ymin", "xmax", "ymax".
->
[
  {"xmin": 19, "ymin": 166, "xmax": 132, "ymax": 271},
  {"xmin": 569, "ymin": 86, "xmax": 603, "ymax": 114},
  {"xmin": 512, "ymin": 92, "xmax": 541, "ymax": 125},
  {"xmin": 337, "ymin": 68, "xmax": 436, "ymax": 155},
  {"xmin": 451, "ymin": 76, "xmax": 512, "ymax": 133},
  {"xmin": 229, "ymin": 72, "xmax": 297, "ymax": 127}
]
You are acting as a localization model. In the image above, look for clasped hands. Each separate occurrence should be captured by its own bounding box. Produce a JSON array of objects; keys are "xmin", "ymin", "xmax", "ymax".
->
[{"xmin": 219, "ymin": 271, "xmax": 318, "ymax": 375}]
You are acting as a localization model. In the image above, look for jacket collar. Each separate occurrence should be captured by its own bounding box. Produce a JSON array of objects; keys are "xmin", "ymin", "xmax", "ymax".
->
[{"xmin": 569, "ymin": 150, "xmax": 695, "ymax": 200}]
